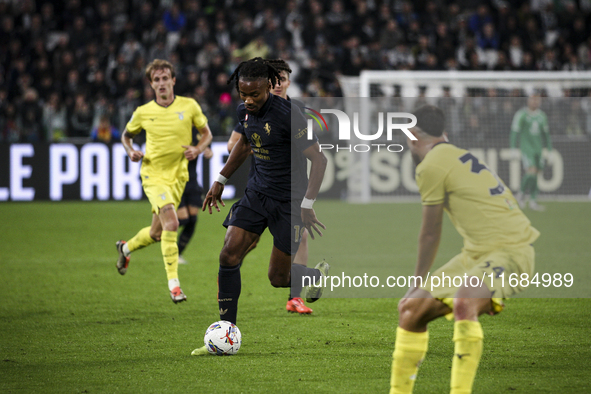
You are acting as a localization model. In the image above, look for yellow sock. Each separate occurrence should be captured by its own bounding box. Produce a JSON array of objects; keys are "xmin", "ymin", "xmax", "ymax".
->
[
  {"xmin": 390, "ymin": 327, "xmax": 429, "ymax": 394},
  {"xmin": 451, "ymin": 320, "xmax": 483, "ymax": 394},
  {"xmin": 127, "ymin": 227, "xmax": 156, "ymax": 252},
  {"xmin": 161, "ymin": 230, "xmax": 179, "ymax": 281}
]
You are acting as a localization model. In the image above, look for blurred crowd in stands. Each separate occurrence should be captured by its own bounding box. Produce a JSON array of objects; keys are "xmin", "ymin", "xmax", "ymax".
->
[{"xmin": 2, "ymin": 0, "xmax": 591, "ymax": 142}]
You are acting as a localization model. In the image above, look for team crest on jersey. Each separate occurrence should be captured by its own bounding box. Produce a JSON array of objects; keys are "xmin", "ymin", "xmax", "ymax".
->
[
  {"xmin": 175, "ymin": 111, "xmax": 185, "ymax": 120},
  {"xmin": 251, "ymin": 133, "xmax": 262, "ymax": 148},
  {"xmin": 244, "ymin": 122, "xmax": 248, "ymax": 129},
  {"xmin": 264, "ymin": 122, "xmax": 271, "ymax": 135},
  {"xmin": 160, "ymin": 193, "xmax": 166, "ymax": 200}
]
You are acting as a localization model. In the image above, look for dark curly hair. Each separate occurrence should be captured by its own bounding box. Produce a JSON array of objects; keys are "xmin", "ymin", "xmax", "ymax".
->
[
  {"xmin": 264, "ymin": 59, "xmax": 292, "ymax": 76},
  {"xmin": 227, "ymin": 57, "xmax": 281, "ymax": 92}
]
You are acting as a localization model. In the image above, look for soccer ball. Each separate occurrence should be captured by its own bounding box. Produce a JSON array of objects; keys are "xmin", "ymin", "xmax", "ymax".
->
[{"xmin": 203, "ymin": 321, "xmax": 242, "ymax": 356}]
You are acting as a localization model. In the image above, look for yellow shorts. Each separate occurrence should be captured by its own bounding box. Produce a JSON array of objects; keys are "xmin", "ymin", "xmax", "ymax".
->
[
  {"xmin": 143, "ymin": 180, "xmax": 186, "ymax": 214},
  {"xmin": 421, "ymin": 244, "xmax": 535, "ymax": 314}
]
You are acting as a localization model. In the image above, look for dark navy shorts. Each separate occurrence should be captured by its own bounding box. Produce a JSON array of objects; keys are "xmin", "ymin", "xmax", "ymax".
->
[
  {"xmin": 223, "ymin": 188, "xmax": 303, "ymax": 255},
  {"xmin": 179, "ymin": 181, "xmax": 204, "ymax": 209}
]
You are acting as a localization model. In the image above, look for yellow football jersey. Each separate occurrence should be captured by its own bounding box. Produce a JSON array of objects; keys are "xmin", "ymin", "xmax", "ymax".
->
[
  {"xmin": 126, "ymin": 96, "xmax": 208, "ymax": 185},
  {"xmin": 416, "ymin": 143, "xmax": 539, "ymax": 253}
]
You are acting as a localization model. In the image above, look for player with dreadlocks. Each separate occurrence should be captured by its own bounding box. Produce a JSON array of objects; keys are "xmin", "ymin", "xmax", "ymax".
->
[
  {"xmin": 192, "ymin": 57, "xmax": 328, "ymax": 355},
  {"xmin": 226, "ymin": 59, "xmax": 317, "ymax": 315}
]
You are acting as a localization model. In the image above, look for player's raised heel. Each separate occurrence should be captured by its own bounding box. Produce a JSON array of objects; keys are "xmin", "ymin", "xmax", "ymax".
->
[
  {"xmin": 178, "ymin": 255, "xmax": 188, "ymax": 265},
  {"xmin": 286, "ymin": 297, "xmax": 313, "ymax": 314},
  {"xmin": 115, "ymin": 240, "xmax": 130, "ymax": 275},
  {"xmin": 305, "ymin": 260, "xmax": 330, "ymax": 303},
  {"xmin": 170, "ymin": 286, "xmax": 187, "ymax": 303}
]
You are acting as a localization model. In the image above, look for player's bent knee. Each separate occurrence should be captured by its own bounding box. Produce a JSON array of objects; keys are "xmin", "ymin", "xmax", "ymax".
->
[
  {"xmin": 397, "ymin": 288, "xmax": 431, "ymax": 312},
  {"xmin": 453, "ymin": 296, "xmax": 491, "ymax": 320},
  {"xmin": 397, "ymin": 297, "xmax": 412, "ymax": 314},
  {"xmin": 452, "ymin": 298, "xmax": 471, "ymax": 318},
  {"xmin": 269, "ymin": 273, "xmax": 290, "ymax": 288},
  {"xmin": 397, "ymin": 298, "xmax": 411, "ymax": 321},
  {"xmin": 149, "ymin": 229, "xmax": 162, "ymax": 241},
  {"xmin": 219, "ymin": 247, "xmax": 241, "ymax": 267},
  {"xmin": 454, "ymin": 279, "xmax": 492, "ymax": 316},
  {"xmin": 164, "ymin": 220, "xmax": 179, "ymax": 232},
  {"xmin": 398, "ymin": 291, "xmax": 451, "ymax": 330},
  {"xmin": 398, "ymin": 297, "xmax": 427, "ymax": 326}
]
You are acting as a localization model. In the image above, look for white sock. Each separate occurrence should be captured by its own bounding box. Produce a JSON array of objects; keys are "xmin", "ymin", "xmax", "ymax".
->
[
  {"xmin": 122, "ymin": 243, "xmax": 131, "ymax": 256},
  {"xmin": 168, "ymin": 278, "xmax": 180, "ymax": 291}
]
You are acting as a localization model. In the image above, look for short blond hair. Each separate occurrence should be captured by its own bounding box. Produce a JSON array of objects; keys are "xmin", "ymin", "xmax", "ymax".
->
[{"xmin": 145, "ymin": 59, "xmax": 176, "ymax": 82}]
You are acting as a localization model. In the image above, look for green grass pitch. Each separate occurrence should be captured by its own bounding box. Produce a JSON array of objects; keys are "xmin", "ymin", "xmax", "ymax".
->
[{"xmin": 1, "ymin": 201, "xmax": 590, "ymax": 393}]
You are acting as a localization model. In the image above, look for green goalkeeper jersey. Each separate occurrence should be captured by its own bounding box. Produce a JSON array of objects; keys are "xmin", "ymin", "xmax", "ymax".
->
[{"xmin": 510, "ymin": 108, "xmax": 552, "ymax": 153}]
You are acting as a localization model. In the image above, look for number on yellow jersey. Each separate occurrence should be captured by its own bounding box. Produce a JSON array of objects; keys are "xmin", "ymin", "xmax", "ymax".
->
[{"xmin": 459, "ymin": 153, "xmax": 505, "ymax": 196}]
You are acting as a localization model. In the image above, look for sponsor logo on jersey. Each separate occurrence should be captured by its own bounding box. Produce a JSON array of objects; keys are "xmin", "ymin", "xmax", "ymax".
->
[{"xmin": 252, "ymin": 133, "xmax": 262, "ymax": 148}]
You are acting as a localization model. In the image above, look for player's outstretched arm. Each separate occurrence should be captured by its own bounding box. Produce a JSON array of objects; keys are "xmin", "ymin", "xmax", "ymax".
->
[
  {"xmin": 227, "ymin": 130, "xmax": 242, "ymax": 153},
  {"xmin": 202, "ymin": 133, "xmax": 251, "ymax": 214},
  {"xmin": 121, "ymin": 128, "xmax": 143, "ymax": 162},
  {"xmin": 219, "ymin": 132, "xmax": 251, "ymax": 180},
  {"xmin": 415, "ymin": 203, "xmax": 444, "ymax": 280},
  {"xmin": 301, "ymin": 142, "xmax": 328, "ymax": 239}
]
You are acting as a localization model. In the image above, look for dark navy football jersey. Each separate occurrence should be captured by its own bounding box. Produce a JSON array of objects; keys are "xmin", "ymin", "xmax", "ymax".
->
[
  {"xmin": 236, "ymin": 94, "xmax": 316, "ymax": 201},
  {"xmin": 234, "ymin": 122, "xmax": 243, "ymax": 135}
]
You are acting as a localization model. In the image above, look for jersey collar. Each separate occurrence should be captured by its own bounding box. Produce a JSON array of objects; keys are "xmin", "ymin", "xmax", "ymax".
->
[
  {"xmin": 432, "ymin": 141, "xmax": 449, "ymax": 148},
  {"xmin": 155, "ymin": 95, "xmax": 176, "ymax": 108},
  {"xmin": 419, "ymin": 141, "xmax": 449, "ymax": 167}
]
